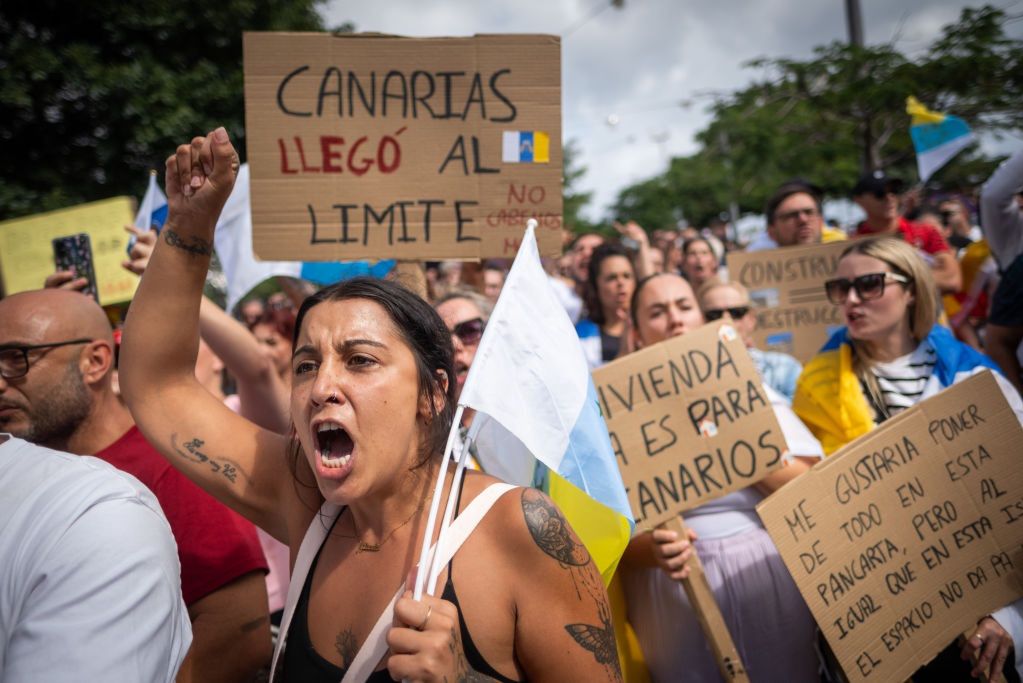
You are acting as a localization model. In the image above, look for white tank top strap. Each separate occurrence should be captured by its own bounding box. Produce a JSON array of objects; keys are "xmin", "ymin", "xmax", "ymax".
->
[{"xmin": 268, "ymin": 483, "xmax": 517, "ymax": 683}]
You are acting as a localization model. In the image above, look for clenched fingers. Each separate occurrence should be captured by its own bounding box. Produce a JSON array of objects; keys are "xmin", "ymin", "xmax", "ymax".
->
[{"xmin": 174, "ymin": 143, "xmax": 192, "ymax": 197}]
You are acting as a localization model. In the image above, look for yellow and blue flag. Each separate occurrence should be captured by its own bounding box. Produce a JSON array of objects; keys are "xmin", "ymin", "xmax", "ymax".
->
[
  {"xmin": 907, "ymin": 96, "xmax": 974, "ymax": 182},
  {"xmin": 460, "ymin": 223, "xmax": 634, "ymax": 585},
  {"xmin": 502, "ymin": 130, "xmax": 550, "ymax": 163}
]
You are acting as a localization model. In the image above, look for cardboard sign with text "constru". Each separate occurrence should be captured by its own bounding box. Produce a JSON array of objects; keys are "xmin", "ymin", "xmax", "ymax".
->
[
  {"xmin": 592, "ymin": 322, "xmax": 789, "ymax": 529},
  {"xmin": 757, "ymin": 371, "xmax": 1023, "ymax": 683},
  {"xmin": 728, "ymin": 240, "xmax": 849, "ymax": 363},
  {"xmin": 243, "ymin": 32, "xmax": 562, "ymax": 262}
]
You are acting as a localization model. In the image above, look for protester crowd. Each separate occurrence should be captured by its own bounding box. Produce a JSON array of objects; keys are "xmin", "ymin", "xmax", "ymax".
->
[{"xmin": 3, "ymin": 121, "xmax": 1023, "ymax": 683}]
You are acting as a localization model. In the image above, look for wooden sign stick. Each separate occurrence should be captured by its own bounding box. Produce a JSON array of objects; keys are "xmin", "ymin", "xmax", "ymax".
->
[{"xmin": 660, "ymin": 515, "xmax": 749, "ymax": 682}]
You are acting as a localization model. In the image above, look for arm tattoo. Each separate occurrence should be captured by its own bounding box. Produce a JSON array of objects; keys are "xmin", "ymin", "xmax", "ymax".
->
[
  {"xmin": 564, "ymin": 600, "xmax": 622, "ymax": 682},
  {"xmin": 164, "ymin": 228, "xmax": 213, "ymax": 256},
  {"xmin": 521, "ymin": 489, "xmax": 589, "ymax": 566},
  {"xmin": 170, "ymin": 433, "xmax": 247, "ymax": 485},
  {"xmin": 334, "ymin": 628, "xmax": 358, "ymax": 669}
]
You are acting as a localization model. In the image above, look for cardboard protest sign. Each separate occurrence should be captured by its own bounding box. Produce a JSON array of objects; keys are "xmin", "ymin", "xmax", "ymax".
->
[
  {"xmin": 0, "ymin": 197, "xmax": 138, "ymax": 306},
  {"xmin": 592, "ymin": 322, "xmax": 788, "ymax": 528},
  {"xmin": 243, "ymin": 33, "xmax": 562, "ymax": 262},
  {"xmin": 757, "ymin": 371, "xmax": 1023, "ymax": 683},
  {"xmin": 729, "ymin": 240, "xmax": 849, "ymax": 363}
]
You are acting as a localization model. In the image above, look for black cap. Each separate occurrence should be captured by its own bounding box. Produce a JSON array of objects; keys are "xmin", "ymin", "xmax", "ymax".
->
[
  {"xmin": 765, "ymin": 179, "xmax": 823, "ymax": 223},
  {"xmin": 852, "ymin": 170, "xmax": 905, "ymax": 197}
]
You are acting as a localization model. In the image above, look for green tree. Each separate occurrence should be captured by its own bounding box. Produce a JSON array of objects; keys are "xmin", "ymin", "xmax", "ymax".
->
[
  {"xmin": 613, "ymin": 5, "xmax": 1022, "ymax": 227},
  {"xmin": 0, "ymin": 1, "xmax": 347, "ymax": 219},
  {"xmin": 563, "ymin": 139, "xmax": 599, "ymax": 234}
]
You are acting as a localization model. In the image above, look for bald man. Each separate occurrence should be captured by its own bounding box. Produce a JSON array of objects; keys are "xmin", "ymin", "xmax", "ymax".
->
[{"xmin": 0, "ymin": 289, "xmax": 271, "ymax": 683}]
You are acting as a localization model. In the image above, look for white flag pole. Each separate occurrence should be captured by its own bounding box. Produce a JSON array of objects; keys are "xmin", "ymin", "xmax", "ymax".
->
[
  {"xmin": 415, "ymin": 219, "xmax": 538, "ymax": 599},
  {"xmin": 425, "ymin": 417, "xmax": 475, "ymax": 596},
  {"xmin": 413, "ymin": 404, "xmax": 463, "ymax": 600}
]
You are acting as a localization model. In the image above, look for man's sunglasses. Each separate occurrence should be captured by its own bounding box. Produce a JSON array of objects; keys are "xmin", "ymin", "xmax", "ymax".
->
[
  {"xmin": 451, "ymin": 318, "xmax": 485, "ymax": 346},
  {"xmin": 824, "ymin": 272, "xmax": 911, "ymax": 305},
  {"xmin": 704, "ymin": 306, "xmax": 750, "ymax": 322}
]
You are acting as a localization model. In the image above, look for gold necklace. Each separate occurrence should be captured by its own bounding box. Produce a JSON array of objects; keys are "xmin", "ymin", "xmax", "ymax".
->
[{"xmin": 341, "ymin": 496, "xmax": 430, "ymax": 554}]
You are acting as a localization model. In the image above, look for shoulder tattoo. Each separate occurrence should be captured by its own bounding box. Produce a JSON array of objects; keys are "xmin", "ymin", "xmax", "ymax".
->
[{"xmin": 520, "ymin": 489, "xmax": 589, "ymax": 567}]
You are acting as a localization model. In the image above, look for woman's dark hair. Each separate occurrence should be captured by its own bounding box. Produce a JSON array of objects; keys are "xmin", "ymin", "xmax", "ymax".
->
[
  {"xmin": 585, "ymin": 242, "xmax": 634, "ymax": 326},
  {"xmin": 286, "ymin": 277, "xmax": 457, "ymax": 484},
  {"xmin": 249, "ymin": 302, "xmax": 297, "ymax": 342}
]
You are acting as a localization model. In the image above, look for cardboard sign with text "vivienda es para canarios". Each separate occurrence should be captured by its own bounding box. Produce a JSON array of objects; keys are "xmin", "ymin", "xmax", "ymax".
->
[{"xmin": 593, "ymin": 322, "xmax": 789, "ymax": 528}]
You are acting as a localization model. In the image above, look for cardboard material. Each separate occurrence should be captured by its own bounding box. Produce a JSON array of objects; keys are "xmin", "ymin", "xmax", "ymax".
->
[
  {"xmin": 0, "ymin": 197, "xmax": 138, "ymax": 306},
  {"xmin": 728, "ymin": 241, "xmax": 849, "ymax": 363},
  {"xmin": 243, "ymin": 32, "xmax": 563, "ymax": 262},
  {"xmin": 757, "ymin": 371, "xmax": 1023, "ymax": 683},
  {"xmin": 593, "ymin": 321, "xmax": 788, "ymax": 528}
]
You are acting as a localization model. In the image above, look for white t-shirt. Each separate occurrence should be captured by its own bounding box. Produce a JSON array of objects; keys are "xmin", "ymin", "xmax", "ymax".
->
[
  {"xmin": 981, "ymin": 148, "xmax": 1023, "ymax": 270},
  {"xmin": 0, "ymin": 436, "xmax": 191, "ymax": 682}
]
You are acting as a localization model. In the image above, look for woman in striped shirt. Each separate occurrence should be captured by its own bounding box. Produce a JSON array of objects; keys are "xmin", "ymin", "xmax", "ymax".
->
[{"xmin": 793, "ymin": 236, "xmax": 1023, "ymax": 680}]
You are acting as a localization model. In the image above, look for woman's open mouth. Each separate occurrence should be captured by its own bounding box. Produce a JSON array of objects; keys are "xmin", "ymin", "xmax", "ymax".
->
[{"xmin": 316, "ymin": 422, "xmax": 355, "ymax": 468}]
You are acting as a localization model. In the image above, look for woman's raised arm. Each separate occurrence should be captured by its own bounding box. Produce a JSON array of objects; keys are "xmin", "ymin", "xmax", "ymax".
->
[{"xmin": 119, "ymin": 129, "xmax": 297, "ymax": 543}]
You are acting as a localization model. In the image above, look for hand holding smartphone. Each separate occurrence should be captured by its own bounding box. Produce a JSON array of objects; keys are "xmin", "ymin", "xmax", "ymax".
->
[{"xmin": 52, "ymin": 233, "xmax": 99, "ymax": 303}]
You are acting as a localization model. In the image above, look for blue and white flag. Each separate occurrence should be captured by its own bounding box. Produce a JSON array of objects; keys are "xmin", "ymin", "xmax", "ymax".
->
[
  {"xmin": 129, "ymin": 171, "xmax": 168, "ymax": 254},
  {"xmin": 907, "ymin": 96, "xmax": 975, "ymax": 183},
  {"xmin": 214, "ymin": 164, "xmax": 395, "ymax": 312},
  {"xmin": 134, "ymin": 170, "xmax": 168, "ymax": 231},
  {"xmin": 458, "ymin": 224, "xmax": 634, "ymax": 584}
]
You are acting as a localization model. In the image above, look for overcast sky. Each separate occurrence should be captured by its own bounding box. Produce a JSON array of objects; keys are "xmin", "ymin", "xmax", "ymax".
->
[{"xmin": 321, "ymin": 1, "xmax": 1022, "ymax": 221}]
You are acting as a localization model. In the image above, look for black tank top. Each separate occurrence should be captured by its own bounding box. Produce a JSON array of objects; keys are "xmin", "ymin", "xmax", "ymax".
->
[{"xmin": 281, "ymin": 496, "xmax": 519, "ymax": 682}]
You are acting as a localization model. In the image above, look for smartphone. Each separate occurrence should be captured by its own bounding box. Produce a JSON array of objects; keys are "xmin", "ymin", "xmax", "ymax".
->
[{"xmin": 53, "ymin": 233, "xmax": 99, "ymax": 303}]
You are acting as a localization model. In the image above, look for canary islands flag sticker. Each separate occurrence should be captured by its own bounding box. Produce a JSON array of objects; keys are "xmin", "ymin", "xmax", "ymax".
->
[{"xmin": 502, "ymin": 131, "xmax": 550, "ymax": 163}]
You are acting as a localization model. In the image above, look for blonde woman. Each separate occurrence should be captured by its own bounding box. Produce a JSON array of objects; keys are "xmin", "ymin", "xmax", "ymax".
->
[
  {"xmin": 696, "ymin": 278, "xmax": 802, "ymax": 401},
  {"xmin": 793, "ymin": 236, "xmax": 1023, "ymax": 680}
]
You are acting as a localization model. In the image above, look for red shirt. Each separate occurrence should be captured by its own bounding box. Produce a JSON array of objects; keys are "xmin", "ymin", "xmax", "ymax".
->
[
  {"xmin": 95, "ymin": 426, "xmax": 267, "ymax": 605},
  {"xmin": 855, "ymin": 216, "xmax": 951, "ymax": 255}
]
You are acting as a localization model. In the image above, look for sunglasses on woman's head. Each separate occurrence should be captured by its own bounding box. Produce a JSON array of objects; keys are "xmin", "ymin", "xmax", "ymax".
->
[
  {"xmin": 451, "ymin": 318, "xmax": 485, "ymax": 345},
  {"xmin": 824, "ymin": 272, "xmax": 911, "ymax": 305},
  {"xmin": 703, "ymin": 306, "xmax": 750, "ymax": 322}
]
